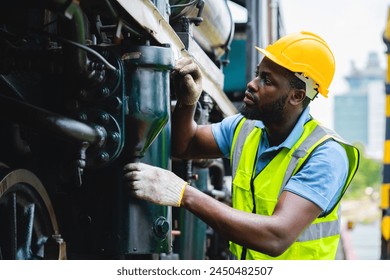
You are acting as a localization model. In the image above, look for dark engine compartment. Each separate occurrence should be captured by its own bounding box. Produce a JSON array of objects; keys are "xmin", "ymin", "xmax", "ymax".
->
[{"xmin": 0, "ymin": 0, "xmax": 237, "ymax": 260}]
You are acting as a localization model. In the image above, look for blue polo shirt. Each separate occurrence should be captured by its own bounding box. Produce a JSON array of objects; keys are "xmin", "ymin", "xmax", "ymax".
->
[{"xmin": 211, "ymin": 107, "xmax": 348, "ymax": 216}]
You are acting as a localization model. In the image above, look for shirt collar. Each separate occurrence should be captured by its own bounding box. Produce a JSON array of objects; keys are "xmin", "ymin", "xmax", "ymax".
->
[{"xmin": 254, "ymin": 107, "xmax": 312, "ymax": 150}]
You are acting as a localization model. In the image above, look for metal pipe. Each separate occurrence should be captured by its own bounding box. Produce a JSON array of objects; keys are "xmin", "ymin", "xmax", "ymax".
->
[
  {"xmin": 43, "ymin": 0, "xmax": 109, "ymax": 84},
  {"xmin": 170, "ymin": 0, "xmax": 234, "ymax": 59},
  {"xmin": 117, "ymin": 0, "xmax": 237, "ymax": 117},
  {"xmin": 208, "ymin": 158, "xmax": 225, "ymax": 190},
  {"xmin": 246, "ymin": 0, "xmax": 263, "ymax": 86},
  {"xmin": 0, "ymin": 94, "xmax": 106, "ymax": 146}
]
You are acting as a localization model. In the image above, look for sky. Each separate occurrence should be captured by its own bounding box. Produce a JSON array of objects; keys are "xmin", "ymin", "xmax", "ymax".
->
[{"xmin": 279, "ymin": 0, "xmax": 390, "ymax": 127}]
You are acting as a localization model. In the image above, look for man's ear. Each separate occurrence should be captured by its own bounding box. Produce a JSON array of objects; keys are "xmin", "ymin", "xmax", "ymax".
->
[{"xmin": 289, "ymin": 89, "xmax": 306, "ymax": 106}]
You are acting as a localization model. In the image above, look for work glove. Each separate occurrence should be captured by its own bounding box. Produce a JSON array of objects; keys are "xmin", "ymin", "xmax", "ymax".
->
[
  {"xmin": 123, "ymin": 162, "xmax": 187, "ymax": 207},
  {"xmin": 171, "ymin": 57, "xmax": 203, "ymax": 105}
]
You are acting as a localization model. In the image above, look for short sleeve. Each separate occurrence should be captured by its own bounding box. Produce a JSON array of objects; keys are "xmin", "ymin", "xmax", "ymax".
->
[
  {"xmin": 211, "ymin": 114, "xmax": 243, "ymax": 158},
  {"xmin": 283, "ymin": 140, "xmax": 349, "ymax": 215}
]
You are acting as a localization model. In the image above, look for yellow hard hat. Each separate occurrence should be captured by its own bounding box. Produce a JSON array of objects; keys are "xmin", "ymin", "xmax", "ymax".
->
[{"xmin": 255, "ymin": 31, "xmax": 335, "ymax": 98}]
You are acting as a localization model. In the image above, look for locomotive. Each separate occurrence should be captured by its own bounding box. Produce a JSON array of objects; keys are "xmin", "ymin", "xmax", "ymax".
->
[{"xmin": 0, "ymin": 0, "xmax": 279, "ymax": 259}]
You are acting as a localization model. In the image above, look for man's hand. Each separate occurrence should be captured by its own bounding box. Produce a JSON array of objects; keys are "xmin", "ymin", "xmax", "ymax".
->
[
  {"xmin": 123, "ymin": 162, "xmax": 187, "ymax": 207},
  {"xmin": 171, "ymin": 57, "xmax": 203, "ymax": 105}
]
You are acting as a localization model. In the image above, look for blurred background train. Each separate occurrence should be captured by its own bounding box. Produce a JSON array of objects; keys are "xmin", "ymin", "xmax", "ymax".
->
[{"xmin": 0, "ymin": 0, "xmax": 389, "ymax": 260}]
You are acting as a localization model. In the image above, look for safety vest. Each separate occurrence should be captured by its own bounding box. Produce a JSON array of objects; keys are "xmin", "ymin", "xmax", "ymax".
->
[{"xmin": 229, "ymin": 117, "xmax": 359, "ymax": 260}]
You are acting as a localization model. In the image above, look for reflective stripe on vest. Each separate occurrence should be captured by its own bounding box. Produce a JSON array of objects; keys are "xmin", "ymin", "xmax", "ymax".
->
[
  {"xmin": 231, "ymin": 119, "xmax": 257, "ymax": 179},
  {"xmin": 297, "ymin": 214, "xmax": 340, "ymax": 242}
]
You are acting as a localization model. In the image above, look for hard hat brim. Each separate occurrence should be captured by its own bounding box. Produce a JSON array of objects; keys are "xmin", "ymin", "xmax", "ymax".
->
[{"xmin": 255, "ymin": 46, "xmax": 284, "ymax": 69}]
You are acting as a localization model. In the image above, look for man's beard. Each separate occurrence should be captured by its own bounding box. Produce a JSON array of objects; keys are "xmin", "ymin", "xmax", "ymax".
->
[{"xmin": 240, "ymin": 93, "xmax": 288, "ymax": 125}]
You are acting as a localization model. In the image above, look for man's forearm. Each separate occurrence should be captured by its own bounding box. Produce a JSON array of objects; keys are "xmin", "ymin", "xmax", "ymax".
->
[
  {"xmin": 180, "ymin": 184, "xmax": 290, "ymax": 257},
  {"xmin": 171, "ymin": 103, "xmax": 198, "ymax": 158}
]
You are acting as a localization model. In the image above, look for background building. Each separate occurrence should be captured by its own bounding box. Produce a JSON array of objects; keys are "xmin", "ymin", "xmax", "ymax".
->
[{"xmin": 334, "ymin": 52, "xmax": 385, "ymax": 160}]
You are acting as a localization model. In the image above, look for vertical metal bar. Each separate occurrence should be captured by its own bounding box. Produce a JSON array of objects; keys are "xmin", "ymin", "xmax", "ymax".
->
[
  {"xmin": 245, "ymin": 0, "xmax": 263, "ymax": 84},
  {"xmin": 18, "ymin": 204, "xmax": 35, "ymax": 259},
  {"xmin": 276, "ymin": 1, "xmax": 283, "ymax": 39},
  {"xmin": 267, "ymin": 0, "xmax": 272, "ymax": 44},
  {"xmin": 381, "ymin": 6, "xmax": 390, "ymax": 260},
  {"xmin": 11, "ymin": 193, "xmax": 17, "ymax": 260}
]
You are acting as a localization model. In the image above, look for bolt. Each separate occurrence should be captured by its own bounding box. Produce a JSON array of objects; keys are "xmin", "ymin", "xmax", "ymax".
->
[
  {"xmin": 100, "ymin": 87, "xmax": 111, "ymax": 98},
  {"xmin": 110, "ymin": 132, "xmax": 120, "ymax": 143},
  {"xmin": 98, "ymin": 152, "xmax": 110, "ymax": 163},
  {"xmin": 79, "ymin": 89, "xmax": 88, "ymax": 98},
  {"xmin": 78, "ymin": 113, "xmax": 88, "ymax": 122},
  {"xmin": 153, "ymin": 217, "xmax": 169, "ymax": 238},
  {"xmin": 99, "ymin": 112, "xmax": 110, "ymax": 124}
]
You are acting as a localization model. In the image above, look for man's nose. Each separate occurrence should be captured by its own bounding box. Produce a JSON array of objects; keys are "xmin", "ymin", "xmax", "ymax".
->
[{"xmin": 247, "ymin": 77, "xmax": 263, "ymax": 93}]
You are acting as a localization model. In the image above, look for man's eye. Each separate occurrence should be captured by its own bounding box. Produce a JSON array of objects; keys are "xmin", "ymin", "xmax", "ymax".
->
[{"xmin": 261, "ymin": 77, "xmax": 271, "ymax": 85}]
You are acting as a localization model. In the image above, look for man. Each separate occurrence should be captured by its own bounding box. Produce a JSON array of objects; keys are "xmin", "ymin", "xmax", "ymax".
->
[{"xmin": 123, "ymin": 31, "xmax": 360, "ymax": 260}]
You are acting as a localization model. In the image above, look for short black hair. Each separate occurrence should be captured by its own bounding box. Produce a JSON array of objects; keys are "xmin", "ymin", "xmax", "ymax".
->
[
  {"xmin": 287, "ymin": 71, "xmax": 311, "ymax": 108},
  {"xmin": 289, "ymin": 74, "xmax": 305, "ymax": 90}
]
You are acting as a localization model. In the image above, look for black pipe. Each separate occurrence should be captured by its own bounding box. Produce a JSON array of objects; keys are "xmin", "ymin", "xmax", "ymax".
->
[
  {"xmin": 46, "ymin": 0, "xmax": 108, "ymax": 85},
  {"xmin": 58, "ymin": 1, "xmax": 89, "ymax": 77},
  {"xmin": 1, "ymin": 0, "xmax": 114, "ymax": 83},
  {"xmin": 0, "ymin": 94, "xmax": 106, "ymax": 146},
  {"xmin": 208, "ymin": 158, "xmax": 225, "ymax": 190}
]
